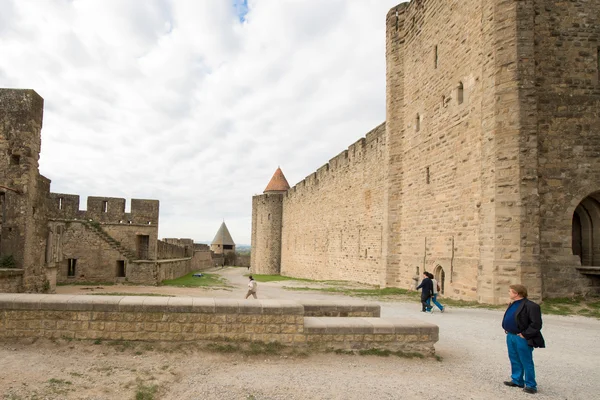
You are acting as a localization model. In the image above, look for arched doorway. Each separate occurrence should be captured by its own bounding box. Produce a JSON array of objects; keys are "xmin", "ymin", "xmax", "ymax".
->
[
  {"xmin": 572, "ymin": 194, "xmax": 600, "ymax": 266},
  {"xmin": 434, "ymin": 264, "xmax": 446, "ymax": 294}
]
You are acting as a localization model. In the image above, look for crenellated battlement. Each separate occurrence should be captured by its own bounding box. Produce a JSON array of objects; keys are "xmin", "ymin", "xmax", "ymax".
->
[
  {"xmin": 286, "ymin": 122, "xmax": 385, "ymax": 199},
  {"xmin": 48, "ymin": 193, "xmax": 159, "ymax": 225}
]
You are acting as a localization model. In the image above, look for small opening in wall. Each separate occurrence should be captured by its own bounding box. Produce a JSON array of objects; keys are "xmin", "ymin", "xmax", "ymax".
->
[
  {"xmin": 597, "ymin": 47, "xmax": 600, "ymax": 82},
  {"xmin": 10, "ymin": 154, "xmax": 20, "ymax": 165},
  {"xmin": 67, "ymin": 258, "xmax": 77, "ymax": 277},
  {"xmin": 457, "ymin": 82, "xmax": 464, "ymax": 105},
  {"xmin": 434, "ymin": 45, "xmax": 438, "ymax": 69},
  {"xmin": 0, "ymin": 192, "xmax": 6, "ymax": 223},
  {"xmin": 128, "ymin": 220, "xmax": 133, "ymax": 224},
  {"xmin": 416, "ymin": 114, "xmax": 421, "ymax": 132},
  {"xmin": 102, "ymin": 201, "xmax": 108, "ymax": 213},
  {"xmin": 58, "ymin": 197, "xmax": 63, "ymax": 210},
  {"xmin": 147, "ymin": 221, "xmax": 152, "ymax": 225},
  {"xmin": 426, "ymin": 167, "xmax": 430, "ymax": 184},
  {"xmin": 116, "ymin": 260, "xmax": 125, "ymax": 277}
]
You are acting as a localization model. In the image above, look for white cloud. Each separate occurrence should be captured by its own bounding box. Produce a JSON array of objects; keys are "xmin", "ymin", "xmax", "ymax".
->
[{"xmin": 0, "ymin": 0, "xmax": 405, "ymax": 244}]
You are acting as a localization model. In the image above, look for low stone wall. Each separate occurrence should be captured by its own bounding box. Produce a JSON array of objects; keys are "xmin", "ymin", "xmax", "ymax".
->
[
  {"xmin": 0, "ymin": 294, "xmax": 438, "ymax": 355},
  {"xmin": 191, "ymin": 250, "xmax": 213, "ymax": 270},
  {"xmin": 0, "ymin": 269, "xmax": 23, "ymax": 293},
  {"xmin": 299, "ymin": 300, "xmax": 380, "ymax": 317},
  {"xmin": 127, "ymin": 258, "xmax": 194, "ymax": 285}
]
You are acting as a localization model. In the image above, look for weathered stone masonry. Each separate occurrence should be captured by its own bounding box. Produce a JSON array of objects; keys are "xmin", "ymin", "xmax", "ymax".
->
[
  {"xmin": 252, "ymin": 0, "xmax": 600, "ymax": 304},
  {"xmin": 1, "ymin": 88, "xmax": 203, "ymax": 291}
]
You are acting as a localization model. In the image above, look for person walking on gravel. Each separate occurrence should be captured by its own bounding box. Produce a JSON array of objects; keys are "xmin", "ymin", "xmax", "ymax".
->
[
  {"xmin": 245, "ymin": 275, "xmax": 258, "ymax": 299},
  {"xmin": 426, "ymin": 272, "xmax": 445, "ymax": 313},
  {"xmin": 502, "ymin": 284, "xmax": 545, "ymax": 394},
  {"xmin": 416, "ymin": 272, "xmax": 433, "ymax": 312}
]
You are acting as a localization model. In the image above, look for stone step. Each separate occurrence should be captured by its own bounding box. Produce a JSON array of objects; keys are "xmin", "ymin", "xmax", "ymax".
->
[
  {"xmin": 298, "ymin": 300, "xmax": 380, "ymax": 317},
  {"xmin": 304, "ymin": 317, "xmax": 437, "ymax": 336}
]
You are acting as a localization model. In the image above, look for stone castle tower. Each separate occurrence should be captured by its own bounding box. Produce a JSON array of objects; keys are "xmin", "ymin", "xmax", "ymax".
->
[
  {"xmin": 211, "ymin": 221, "xmax": 236, "ymax": 255},
  {"xmin": 251, "ymin": 0, "xmax": 600, "ymax": 304},
  {"xmin": 251, "ymin": 167, "xmax": 290, "ymax": 274}
]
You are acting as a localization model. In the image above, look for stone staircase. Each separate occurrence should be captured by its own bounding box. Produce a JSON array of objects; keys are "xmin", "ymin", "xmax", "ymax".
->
[{"xmin": 82, "ymin": 221, "xmax": 137, "ymax": 260}]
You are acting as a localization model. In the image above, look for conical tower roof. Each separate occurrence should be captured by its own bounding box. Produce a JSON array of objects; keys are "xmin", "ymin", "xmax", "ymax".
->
[
  {"xmin": 211, "ymin": 222, "xmax": 235, "ymax": 246},
  {"xmin": 264, "ymin": 167, "xmax": 290, "ymax": 193}
]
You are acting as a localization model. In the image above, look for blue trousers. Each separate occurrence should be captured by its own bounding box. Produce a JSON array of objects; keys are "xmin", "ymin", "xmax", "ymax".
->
[
  {"xmin": 430, "ymin": 294, "xmax": 444, "ymax": 310},
  {"xmin": 506, "ymin": 333, "xmax": 536, "ymax": 390}
]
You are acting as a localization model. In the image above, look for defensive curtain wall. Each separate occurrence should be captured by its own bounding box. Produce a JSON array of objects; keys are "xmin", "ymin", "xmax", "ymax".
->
[
  {"xmin": 252, "ymin": 0, "xmax": 600, "ymax": 304},
  {"xmin": 283, "ymin": 123, "xmax": 386, "ymax": 284},
  {"xmin": 0, "ymin": 88, "xmax": 207, "ymax": 292},
  {"xmin": 0, "ymin": 294, "xmax": 439, "ymax": 356}
]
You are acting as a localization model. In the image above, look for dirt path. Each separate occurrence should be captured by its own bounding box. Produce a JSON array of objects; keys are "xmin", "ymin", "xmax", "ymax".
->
[{"xmin": 1, "ymin": 267, "xmax": 598, "ymax": 399}]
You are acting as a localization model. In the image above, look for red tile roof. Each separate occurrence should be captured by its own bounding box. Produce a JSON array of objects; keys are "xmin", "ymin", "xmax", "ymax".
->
[{"xmin": 264, "ymin": 167, "xmax": 290, "ymax": 193}]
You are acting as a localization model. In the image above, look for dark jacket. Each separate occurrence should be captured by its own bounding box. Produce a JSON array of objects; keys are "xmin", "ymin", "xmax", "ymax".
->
[
  {"xmin": 416, "ymin": 278, "xmax": 433, "ymax": 299},
  {"xmin": 503, "ymin": 298, "xmax": 546, "ymax": 348}
]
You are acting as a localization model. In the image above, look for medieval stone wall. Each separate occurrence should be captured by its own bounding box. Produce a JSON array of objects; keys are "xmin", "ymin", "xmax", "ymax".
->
[
  {"xmin": 0, "ymin": 89, "xmax": 50, "ymax": 292},
  {"xmin": 53, "ymin": 221, "xmax": 128, "ymax": 283},
  {"xmin": 279, "ymin": 124, "xmax": 386, "ymax": 284},
  {"xmin": 385, "ymin": 0, "xmax": 491, "ymax": 301},
  {"xmin": 533, "ymin": 0, "xmax": 600, "ymax": 296}
]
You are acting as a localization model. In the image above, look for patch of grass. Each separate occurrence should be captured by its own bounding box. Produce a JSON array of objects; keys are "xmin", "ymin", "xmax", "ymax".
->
[
  {"xmin": 0, "ymin": 254, "xmax": 16, "ymax": 268},
  {"xmin": 161, "ymin": 272, "xmax": 230, "ymax": 288},
  {"xmin": 250, "ymin": 274, "xmax": 316, "ymax": 283},
  {"xmin": 57, "ymin": 281, "xmax": 115, "ymax": 286},
  {"xmin": 358, "ymin": 348, "xmax": 392, "ymax": 357},
  {"xmin": 68, "ymin": 372, "xmax": 83, "ymax": 377},
  {"xmin": 89, "ymin": 292, "xmax": 173, "ymax": 297},
  {"xmin": 245, "ymin": 341, "xmax": 285, "ymax": 355},
  {"xmin": 541, "ymin": 297, "xmax": 600, "ymax": 318},
  {"xmin": 285, "ymin": 286, "xmax": 419, "ymax": 298},
  {"xmin": 93, "ymin": 339, "xmax": 102, "ymax": 345},
  {"xmin": 48, "ymin": 378, "xmax": 72, "ymax": 385},
  {"xmin": 135, "ymin": 382, "xmax": 158, "ymax": 400},
  {"xmin": 205, "ymin": 343, "xmax": 240, "ymax": 353}
]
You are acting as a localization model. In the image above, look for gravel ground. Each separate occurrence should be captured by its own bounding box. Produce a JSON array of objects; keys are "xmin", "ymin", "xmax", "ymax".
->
[{"xmin": 1, "ymin": 267, "xmax": 598, "ymax": 399}]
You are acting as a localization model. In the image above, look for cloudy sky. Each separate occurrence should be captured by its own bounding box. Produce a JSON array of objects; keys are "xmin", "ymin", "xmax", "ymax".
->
[{"xmin": 0, "ymin": 0, "xmax": 404, "ymax": 244}]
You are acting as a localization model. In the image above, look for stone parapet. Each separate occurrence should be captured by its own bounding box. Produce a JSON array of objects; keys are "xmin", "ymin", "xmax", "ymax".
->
[
  {"xmin": 299, "ymin": 300, "xmax": 380, "ymax": 317},
  {"xmin": 0, "ymin": 294, "xmax": 437, "ymax": 356},
  {"xmin": 304, "ymin": 317, "xmax": 438, "ymax": 355}
]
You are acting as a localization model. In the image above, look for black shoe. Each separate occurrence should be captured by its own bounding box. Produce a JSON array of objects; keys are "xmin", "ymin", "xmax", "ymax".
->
[
  {"xmin": 503, "ymin": 381, "xmax": 524, "ymax": 388},
  {"xmin": 523, "ymin": 387, "xmax": 537, "ymax": 394}
]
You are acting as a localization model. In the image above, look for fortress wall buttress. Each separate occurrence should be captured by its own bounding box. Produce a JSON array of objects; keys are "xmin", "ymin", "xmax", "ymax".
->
[
  {"xmin": 251, "ymin": 193, "xmax": 284, "ymax": 274},
  {"xmin": 280, "ymin": 123, "xmax": 386, "ymax": 285},
  {"xmin": 533, "ymin": 0, "xmax": 600, "ymax": 297},
  {"xmin": 383, "ymin": 3, "xmax": 408, "ymax": 288},
  {"xmin": 385, "ymin": 0, "xmax": 490, "ymax": 300},
  {"xmin": 0, "ymin": 89, "xmax": 50, "ymax": 292}
]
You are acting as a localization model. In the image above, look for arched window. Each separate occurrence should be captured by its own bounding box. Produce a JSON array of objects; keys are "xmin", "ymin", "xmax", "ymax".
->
[
  {"xmin": 434, "ymin": 265, "xmax": 446, "ymax": 294},
  {"xmin": 457, "ymin": 82, "xmax": 464, "ymax": 105},
  {"xmin": 572, "ymin": 194, "xmax": 600, "ymax": 266}
]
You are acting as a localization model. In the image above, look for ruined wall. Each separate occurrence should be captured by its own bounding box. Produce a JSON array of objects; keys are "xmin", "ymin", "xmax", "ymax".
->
[
  {"xmin": 280, "ymin": 124, "xmax": 386, "ymax": 284},
  {"xmin": 48, "ymin": 194, "xmax": 159, "ymax": 262},
  {"xmin": 251, "ymin": 193, "xmax": 284, "ymax": 274},
  {"xmin": 54, "ymin": 221, "xmax": 128, "ymax": 283},
  {"xmin": 0, "ymin": 89, "xmax": 50, "ymax": 292},
  {"xmin": 0, "ymin": 270, "xmax": 23, "ymax": 292},
  {"xmin": 127, "ymin": 259, "xmax": 194, "ymax": 285},
  {"xmin": 533, "ymin": 0, "xmax": 600, "ymax": 297}
]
